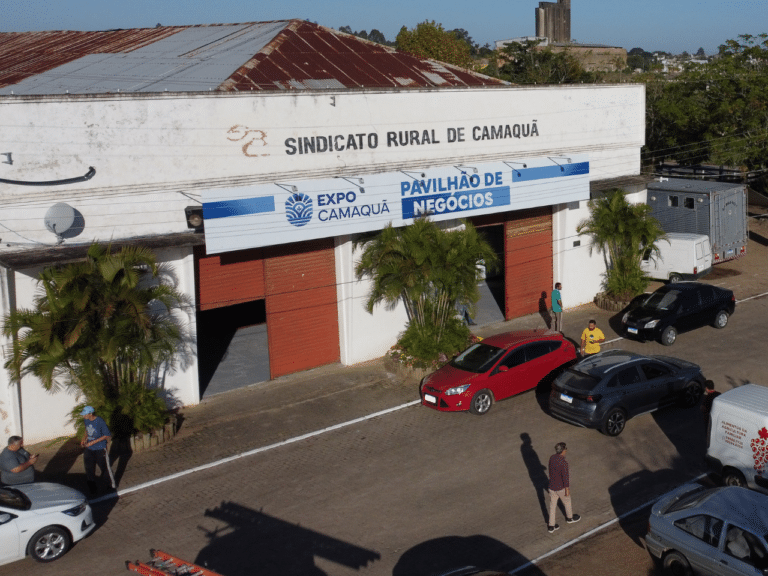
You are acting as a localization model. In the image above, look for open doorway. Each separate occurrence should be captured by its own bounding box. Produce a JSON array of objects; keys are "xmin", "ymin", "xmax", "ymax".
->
[
  {"xmin": 473, "ymin": 225, "xmax": 506, "ymax": 325},
  {"xmin": 196, "ymin": 299, "xmax": 269, "ymax": 398}
]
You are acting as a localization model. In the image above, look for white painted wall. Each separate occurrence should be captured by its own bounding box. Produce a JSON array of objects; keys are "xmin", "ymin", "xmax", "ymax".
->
[
  {"xmin": 335, "ymin": 236, "xmax": 409, "ymax": 365},
  {"xmin": 0, "ymin": 249, "xmax": 199, "ymax": 444},
  {"xmin": 553, "ymin": 184, "xmax": 650, "ymax": 311}
]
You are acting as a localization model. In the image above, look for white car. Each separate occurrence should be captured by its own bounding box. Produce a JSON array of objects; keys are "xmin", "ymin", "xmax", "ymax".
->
[{"xmin": 0, "ymin": 482, "xmax": 95, "ymax": 564}]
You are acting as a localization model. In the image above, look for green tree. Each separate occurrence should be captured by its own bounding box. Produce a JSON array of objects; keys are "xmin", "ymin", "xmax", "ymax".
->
[
  {"xmin": 644, "ymin": 33, "xmax": 768, "ymax": 174},
  {"xmin": 355, "ymin": 217, "xmax": 497, "ymax": 362},
  {"xmin": 395, "ymin": 20, "xmax": 473, "ymax": 68},
  {"xmin": 497, "ymin": 39, "xmax": 599, "ymax": 84},
  {"xmin": 449, "ymin": 28, "xmax": 478, "ymax": 56},
  {"xmin": 3, "ymin": 243, "xmax": 184, "ymax": 436},
  {"xmin": 577, "ymin": 189, "xmax": 665, "ymax": 299}
]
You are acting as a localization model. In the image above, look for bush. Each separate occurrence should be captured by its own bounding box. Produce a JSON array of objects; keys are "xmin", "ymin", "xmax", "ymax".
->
[
  {"xmin": 603, "ymin": 257, "xmax": 651, "ymax": 301},
  {"xmin": 71, "ymin": 383, "xmax": 167, "ymax": 440},
  {"xmin": 397, "ymin": 316, "xmax": 471, "ymax": 365}
]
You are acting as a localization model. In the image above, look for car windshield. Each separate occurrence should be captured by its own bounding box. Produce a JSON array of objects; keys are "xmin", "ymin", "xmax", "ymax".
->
[
  {"xmin": 642, "ymin": 290, "xmax": 680, "ymax": 311},
  {"xmin": 451, "ymin": 343, "xmax": 505, "ymax": 373},
  {"xmin": 559, "ymin": 369, "xmax": 601, "ymax": 392},
  {"xmin": 663, "ymin": 486, "xmax": 715, "ymax": 514},
  {"xmin": 0, "ymin": 487, "xmax": 30, "ymax": 511}
]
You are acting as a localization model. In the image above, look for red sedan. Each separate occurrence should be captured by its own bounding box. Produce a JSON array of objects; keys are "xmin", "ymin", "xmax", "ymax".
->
[{"xmin": 420, "ymin": 330, "xmax": 577, "ymax": 415}]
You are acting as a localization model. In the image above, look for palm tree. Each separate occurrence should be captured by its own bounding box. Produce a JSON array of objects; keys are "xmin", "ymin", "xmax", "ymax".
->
[
  {"xmin": 355, "ymin": 217, "xmax": 497, "ymax": 359},
  {"xmin": 3, "ymin": 243, "xmax": 183, "ymax": 434},
  {"xmin": 577, "ymin": 189, "xmax": 666, "ymax": 298}
]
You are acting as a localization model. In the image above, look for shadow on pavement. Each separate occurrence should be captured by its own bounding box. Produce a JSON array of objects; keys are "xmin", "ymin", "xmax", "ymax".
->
[
  {"xmin": 196, "ymin": 501, "xmax": 380, "ymax": 576},
  {"xmin": 608, "ymin": 468, "xmax": 686, "ymax": 549},
  {"xmin": 538, "ymin": 292, "xmax": 552, "ymax": 329},
  {"xmin": 520, "ymin": 432, "xmax": 549, "ymax": 524},
  {"xmin": 393, "ymin": 534, "xmax": 545, "ymax": 576},
  {"xmin": 40, "ymin": 437, "xmax": 81, "ymax": 480}
]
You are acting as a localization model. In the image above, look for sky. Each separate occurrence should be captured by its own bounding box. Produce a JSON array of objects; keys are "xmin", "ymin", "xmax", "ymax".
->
[{"xmin": 4, "ymin": 0, "xmax": 767, "ymax": 55}]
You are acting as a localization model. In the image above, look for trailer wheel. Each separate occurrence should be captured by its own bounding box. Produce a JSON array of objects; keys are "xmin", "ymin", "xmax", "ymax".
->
[{"xmin": 668, "ymin": 273, "xmax": 682, "ymax": 284}]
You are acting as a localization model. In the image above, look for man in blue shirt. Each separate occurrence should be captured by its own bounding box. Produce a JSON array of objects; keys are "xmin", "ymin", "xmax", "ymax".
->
[
  {"xmin": 80, "ymin": 406, "xmax": 116, "ymax": 495},
  {"xmin": 551, "ymin": 282, "xmax": 563, "ymax": 333}
]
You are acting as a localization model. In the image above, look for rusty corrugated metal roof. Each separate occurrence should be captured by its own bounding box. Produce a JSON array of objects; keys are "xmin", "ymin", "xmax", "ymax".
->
[{"xmin": 0, "ymin": 20, "xmax": 505, "ymax": 95}]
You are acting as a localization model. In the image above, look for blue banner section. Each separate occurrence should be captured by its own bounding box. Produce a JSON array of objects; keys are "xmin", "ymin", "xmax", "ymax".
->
[
  {"xmin": 512, "ymin": 162, "xmax": 589, "ymax": 182},
  {"xmin": 204, "ymin": 196, "xmax": 276, "ymax": 219},
  {"xmin": 401, "ymin": 186, "xmax": 510, "ymax": 219}
]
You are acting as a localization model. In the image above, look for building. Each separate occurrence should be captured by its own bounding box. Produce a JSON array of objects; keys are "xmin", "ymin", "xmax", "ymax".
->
[
  {"xmin": 495, "ymin": 37, "xmax": 627, "ymax": 72},
  {"xmin": 0, "ymin": 20, "xmax": 645, "ymax": 442},
  {"xmin": 536, "ymin": 0, "xmax": 571, "ymax": 43}
]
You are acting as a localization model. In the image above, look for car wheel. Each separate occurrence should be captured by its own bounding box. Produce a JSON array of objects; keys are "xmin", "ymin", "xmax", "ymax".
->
[
  {"xmin": 602, "ymin": 408, "xmax": 627, "ymax": 436},
  {"xmin": 660, "ymin": 326, "xmax": 677, "ymax": 346},
  {"xmin": 28, "ymin": 526, "xmax": 71, "ymax": 563},
  {"xmin": 679, "ymin": 380, "xmax": 704, "ymax": 408},
  {"xmin": 713, "ymin": 310, "xmax": 729, "ymax": 329},
  {"xmin": 668, "ymin": 273, "xmax": 682, "ymax": 284},
  {"xmin": 723, "ymin": 469, "xmax": 747, "ymax": 488},
  {"xmin": 469, "ymin": 389, "xmax": 493, "ymax": 415},
  {"xmin": 662, "ymin": 551, "xmax": 693, "ymax": 576}
]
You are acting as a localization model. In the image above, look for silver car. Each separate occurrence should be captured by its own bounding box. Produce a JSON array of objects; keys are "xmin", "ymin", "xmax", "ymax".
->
[
  {"xmin": 0, "ymin": 482, "xmax": 95, "ymax": 565},
  {"xmin": 646, "ymin": 483, "xmax": 768, "ymax": 575}
]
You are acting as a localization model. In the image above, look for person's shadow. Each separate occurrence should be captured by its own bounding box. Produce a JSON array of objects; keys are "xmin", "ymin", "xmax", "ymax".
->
[
  {"xmin": 538, "ymin": 291, "xmax": 552, "ymax": 329},
  {"xmin": 520, "ymin": 433, "xmax": 549, "ymax": 524}
]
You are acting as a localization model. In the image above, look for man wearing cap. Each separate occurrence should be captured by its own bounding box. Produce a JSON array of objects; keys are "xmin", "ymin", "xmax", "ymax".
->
[{"xmin": 80, "ymin": 406, "xmax": 115, "ymax": 494}]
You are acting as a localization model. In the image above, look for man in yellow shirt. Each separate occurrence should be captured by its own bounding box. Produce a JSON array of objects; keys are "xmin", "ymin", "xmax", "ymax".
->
[{"xmin": 580, "ymin": 319, "xmax": 605, "ymax": 355}]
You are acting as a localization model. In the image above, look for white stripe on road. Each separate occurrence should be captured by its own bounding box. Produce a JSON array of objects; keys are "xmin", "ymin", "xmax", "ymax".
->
[
  {"xmin": 737, "ymin": 290, "xmax": 768, "ymax": 303},
  {"xmin": 507, "ymin": 473, "xmax": 709, "ymax": 575},
  {"xmin": 89, "ymin": 399, "xmax": 421, "ymax": 504}
]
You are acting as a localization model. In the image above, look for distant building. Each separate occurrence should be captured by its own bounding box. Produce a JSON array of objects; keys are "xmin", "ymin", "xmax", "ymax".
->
[
  {"xmin": 495, "ymin": 37, "xmax": 627, "ymax": 72},
  {"xmin": 536, "ymin": 0, "xmax": 571, "ymax": 43}
]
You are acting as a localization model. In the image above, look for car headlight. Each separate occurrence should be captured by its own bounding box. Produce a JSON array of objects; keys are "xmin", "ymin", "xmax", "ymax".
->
[
  {"xmin": 644, "ymin": 320, "xmax": 659, "ymax": 329},
  {"xmin": 445, "ymin": 384, "xmax": 471, "ymax": 395},
  {"xmin": 622, "ymin": 312, "xmax": 629, "ymax": 323},
  {"xmin": 62, "ymin": 502, "xmax": 87, "ymax": 516}
]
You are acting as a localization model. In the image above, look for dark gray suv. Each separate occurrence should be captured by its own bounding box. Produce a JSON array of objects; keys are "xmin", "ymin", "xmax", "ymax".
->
[{"xmin": 549, "ymin": 350, "xmax": 705, "ymax": 436}]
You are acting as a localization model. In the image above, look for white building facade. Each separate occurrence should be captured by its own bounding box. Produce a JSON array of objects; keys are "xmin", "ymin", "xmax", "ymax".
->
[{"xmin": 0, "ymin": 22, "xmax": 645, "ymax": 443}]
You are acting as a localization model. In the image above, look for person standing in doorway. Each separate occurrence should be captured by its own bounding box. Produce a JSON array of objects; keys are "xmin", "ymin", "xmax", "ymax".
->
[
  {"xmin": 547, "ymin": 442, "xmax": 580, "ymax": 533},
  {"xmin": 580, "ymin": 319, "xmax": 605, "ymax": 356},
  {"xmin": 80, "ymin": 406, "xmax": 116, "ymax": 495},
  {"xmin": 551, "ymin": 283, "xmax": 563, "ymax": 332}
]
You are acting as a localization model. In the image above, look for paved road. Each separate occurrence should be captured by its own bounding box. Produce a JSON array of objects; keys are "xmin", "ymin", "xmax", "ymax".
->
[{"xmin": 6, "ymin": 235, "xmax": 768, "ymax": 576}]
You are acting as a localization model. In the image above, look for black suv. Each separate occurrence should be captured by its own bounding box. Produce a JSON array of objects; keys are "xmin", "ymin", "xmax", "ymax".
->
[
  {"xmin": 549, "ymin": 350, "xmax": 705, "ymax": 436},
  {"xmin": 621, "ymin": 282, "xmax": 735, "ymax": 346}
]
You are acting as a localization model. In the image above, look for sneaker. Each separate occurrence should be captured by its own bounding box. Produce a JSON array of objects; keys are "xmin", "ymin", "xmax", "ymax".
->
[
  {"xmin": 567, "ymin": 514, "xmax": 581, "ymax": 523},
  {"xmin": 547, "ymin": 524, "xmax": 560, "ymax": 533}
]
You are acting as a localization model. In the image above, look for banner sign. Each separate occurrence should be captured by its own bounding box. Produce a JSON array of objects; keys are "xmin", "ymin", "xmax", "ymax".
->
[{"xmin": 202, "ymin": 154, "xmax": 589, "ymax": 254}]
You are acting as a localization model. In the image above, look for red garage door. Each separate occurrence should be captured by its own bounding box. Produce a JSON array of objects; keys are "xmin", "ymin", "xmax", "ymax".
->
[
  {"xmin": 264, "ymin": 238, "xmax": 340, "ymax": 379},
  {"xmin": 504, "ymin": 207, "xmax": 553, "ymax": 319},
  {"xmin": 195, "ymin": 246, "xmax": 265, "ymax": 311}
]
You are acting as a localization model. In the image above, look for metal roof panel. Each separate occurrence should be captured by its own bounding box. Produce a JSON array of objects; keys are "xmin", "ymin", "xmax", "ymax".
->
[{"xmin": 0, "ymin": 20, "xmax": 505, "ymax": 95}]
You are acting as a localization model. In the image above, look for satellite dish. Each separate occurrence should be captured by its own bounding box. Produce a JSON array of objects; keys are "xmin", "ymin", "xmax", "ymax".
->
[{"xmin": 44, "ymin": 203, "xmax": 76, "ymax": 238}]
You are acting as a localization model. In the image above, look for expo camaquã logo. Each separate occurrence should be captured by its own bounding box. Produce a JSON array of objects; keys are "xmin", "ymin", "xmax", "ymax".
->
[{"xmin": 285, "ymin": 193, "xmax": 313, "ymax": 227}]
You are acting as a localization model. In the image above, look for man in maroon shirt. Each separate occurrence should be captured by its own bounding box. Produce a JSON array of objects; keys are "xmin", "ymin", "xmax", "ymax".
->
[{"xmin": 547, "ymin": 442, "xmax": 580, "ymax": 532}]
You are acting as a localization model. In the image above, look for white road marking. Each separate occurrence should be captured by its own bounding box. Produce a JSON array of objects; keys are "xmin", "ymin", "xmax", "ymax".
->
[
  {"xmin": 737, "ymin": 290, "xmax": 768, "ymax": 303},
  {"xmin": 89, "ymin": 399, "xmax": 422, "ymax": 504},
  {"xmin": 508, "ymin": 473, "xmax": 709, "ymax": 574}
]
